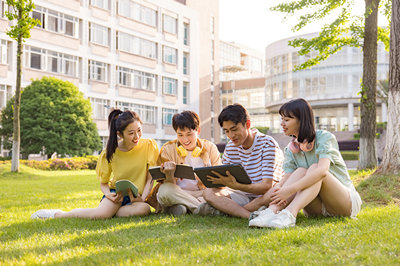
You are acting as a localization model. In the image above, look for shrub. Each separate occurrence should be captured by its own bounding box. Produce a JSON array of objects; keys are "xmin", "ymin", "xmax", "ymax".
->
[{"xmin": 20, "ymin": 156, "xmax": 99, "ymax": 170}]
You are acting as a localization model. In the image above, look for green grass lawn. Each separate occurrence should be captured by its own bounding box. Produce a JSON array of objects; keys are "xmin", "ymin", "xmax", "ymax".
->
[{"xmin": 1, "ymin": 164, "xmax": 399, "ymax": 265}]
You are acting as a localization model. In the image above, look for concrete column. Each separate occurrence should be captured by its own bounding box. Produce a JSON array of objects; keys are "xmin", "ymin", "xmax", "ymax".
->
[
  {"xmin": 348, "ymin": 103, "xmax": 354, "ymax": 131},
  {"xmin": 381, "ymin": 102, "xmax": 387, "ymax": 122}
]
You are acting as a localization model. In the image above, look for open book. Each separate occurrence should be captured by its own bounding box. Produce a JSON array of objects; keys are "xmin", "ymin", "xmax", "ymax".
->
[
  {"xmin": 149, "ymin": 164, "xmax": 252, "ymax": 188},
  {"xmin": 149, "ymin": 164, "xmax": 195, "ymax": 180},
  {"xmin": 115, "ymin": 180, "xmax": 139, "ymax": 197}
]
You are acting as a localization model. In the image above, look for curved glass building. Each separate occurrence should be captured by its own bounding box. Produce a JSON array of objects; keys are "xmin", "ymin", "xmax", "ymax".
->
[{"xmin": 264, "ymin": 33, "xmax": 389, "ymax": 133}]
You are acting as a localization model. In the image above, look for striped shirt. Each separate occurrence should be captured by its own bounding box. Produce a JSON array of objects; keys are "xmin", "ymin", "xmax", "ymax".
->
[{"xmin": 222, "ymin": 129, "xmax": 284, "ymax": 185}]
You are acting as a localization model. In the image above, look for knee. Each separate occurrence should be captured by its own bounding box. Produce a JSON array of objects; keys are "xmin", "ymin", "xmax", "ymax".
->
[
  {"xmin": 295, "ymin": 167, "xmax": 308, "ymax": 175},
  {"xmin": 116, "ymin": 203, "xmax": 151, "ymax": 217},
  {"xmin": 308, "ymin": 163, "xmax": 318, "ymax": 170},
  {"xmin": 203, "ymin": 188, "xmax": 217, "ymax": 202},
  {"xmin": 134, "ymin": 202, "xmax": 151, "ymax": 216},
  {"xmin": 157, "ymin": 182, "xmax": 177, "ymax": 201}
]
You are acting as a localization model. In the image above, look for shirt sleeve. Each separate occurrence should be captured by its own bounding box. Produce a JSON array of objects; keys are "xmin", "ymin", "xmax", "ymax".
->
[
  {"xmin": 221, "ymin": 146, "xmax": 230, "ymax": 165},
  {"xmin": 157, "ymin": 143, "xmax": 174, "ymax": 165},
  {"xmin": 96, "ymin": 150, "xmax": 112, "ymax": 184},
  {"xmin": 315, "ymin": 132, "xmax": 339, "ymax": 164},
  {"xmin": 283, "ymin": 146, "xmax": 297, "ymax": 174},
  {"xmin": 209, "ymin": 143, "xmax": 222, "ymax": 166},
  {"xmin": 147, "ymin": 139, "xmax": 159, "ymax": 167},
  {"xmin": 261, "ymin": 141, "xmax": 284, "ymax": 180}
]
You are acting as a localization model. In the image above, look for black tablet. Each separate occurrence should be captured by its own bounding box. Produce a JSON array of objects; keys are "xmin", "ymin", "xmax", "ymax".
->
[{"xmin": 194, "ymin": 164, "xmax": 251, "ymax": 188}]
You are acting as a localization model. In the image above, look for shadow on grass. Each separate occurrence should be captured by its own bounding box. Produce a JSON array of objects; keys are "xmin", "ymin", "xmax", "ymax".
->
[
  {"xmin": 0, "ymin": 213, "xmax": 348, "ymax": 244},
  {"xmin": 0, "ymin": 213, "xmax": 362, "ymax": 264},
  {"xmin": 356, "ymin": 173, "xmax": 400, "ymax": 206}
]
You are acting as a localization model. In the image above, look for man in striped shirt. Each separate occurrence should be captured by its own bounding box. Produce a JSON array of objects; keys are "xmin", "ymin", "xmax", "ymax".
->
[{"xmin": 196, "ymin": 104, "xmax": 284, "ymax": 219}]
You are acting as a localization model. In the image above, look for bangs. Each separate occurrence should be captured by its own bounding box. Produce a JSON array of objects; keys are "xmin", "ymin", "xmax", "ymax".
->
[{"xmin": 279, "ymin": 103, "xmax": 296, "ymax": 118}]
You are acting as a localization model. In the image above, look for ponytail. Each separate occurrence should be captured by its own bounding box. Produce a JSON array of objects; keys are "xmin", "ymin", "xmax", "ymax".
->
[
  {"xmin": 105, "ymin": 109, "xmax": 142, "ymax": 163},
  {"xmin": 106, "ymin": 109, "xmax": 123, "ymax": 163}
]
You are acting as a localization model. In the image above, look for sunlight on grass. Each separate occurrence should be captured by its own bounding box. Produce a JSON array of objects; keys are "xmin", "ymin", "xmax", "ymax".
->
[{"xmin": 0, "ymin": 165, "xmax": 399, "ymax": 264}]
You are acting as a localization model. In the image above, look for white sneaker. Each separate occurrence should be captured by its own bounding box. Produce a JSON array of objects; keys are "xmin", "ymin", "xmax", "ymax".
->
[
  {"xmin": 248, "ymin": 206, "xmax": 268, "ymax": 221},
  {"xmin": 31, "ymin": 209, "xmax": 63, "ymax": 219},
  {"xmin": 268, "ymin": 209, "xmax": 296, "ymax": 228},
  {"xmin": 248, "ymin": 208, "xmax": 277, "ymax": 227}
]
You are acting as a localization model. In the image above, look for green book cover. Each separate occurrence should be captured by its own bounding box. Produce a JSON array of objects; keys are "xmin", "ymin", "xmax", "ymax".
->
[{"xmin": 115, "ymin": 180, "xmax": 139, "ymax": 197}]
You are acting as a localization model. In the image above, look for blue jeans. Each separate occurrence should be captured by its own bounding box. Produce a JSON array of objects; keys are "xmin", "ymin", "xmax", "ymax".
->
[{"xmin": 101, "ymin": 189, "xmax": 131, "ymax": 206}]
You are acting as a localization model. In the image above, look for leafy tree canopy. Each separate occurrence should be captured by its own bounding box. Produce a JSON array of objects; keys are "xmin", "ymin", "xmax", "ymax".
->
[
  {"xmin": 0, "ymin": 77, "xmax": 102, "ymax": 157},
  {"xmin": 271, "ymin": 0, "xmax": 392, "ymax": 70}
]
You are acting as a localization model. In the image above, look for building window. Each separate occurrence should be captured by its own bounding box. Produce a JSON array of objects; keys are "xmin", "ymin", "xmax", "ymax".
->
[
  {"xmin": 118, "ymin": 32, "xmax": 157, "ymax": 59},
  {"xmin": 0, "ymin": 1, "xmax": 7, "ymax": 18},
  {"xmin": 183, "ymin": 53, "xmax": 189, "ymax": 74},
  {"xmin": 118, "ymin": 0, "xmax": 157, "ymax": 27},
  {"xmin": 183, "ymin": 23, "xmax": 189, "ymax": 45},
  {"xmin": 136, "ymin": 104, "xmax": 156, "ymax": 124},
  {"xmin": 89, "ymin": 60, "xmax": 108, "ymax": 82},
  {"xmin": 183, "ymin": 82, "xmax": 189, "ymax": 104},
  {"xmin": 0, "ymin": 85, "xmax": 6, "ymax": 109},
  {"xmin": 211, "ymin": 40, "xmax": 214, "ymax": 60},
  {"xmin": 210, "ymin": 16, "xmax": 214, "ymax": 34},
  {"xmin": 90, "ymin": 0, "xmax": 108, "ymax": 10},
  {"xmin": 33, "ymin": 6, "xmax": 78, "ymax": 37},
  {"xmin": 162, "ymin": 77, "xmax": 177, "ymax": 95},
  {"xmin": 89, "ymin": 23, "xmax": 109, "ymax": 46},
  {"xmin": 117, "ymin": 66, "xmax": 156, "ymax": 91},
  {"xmin": 90, "ymin": 97, "xmax": 110, "ymax": 120},
  {"xmin": 163, "ymin": 14, "xmax": 177, "ymax": 34},
  {"xmin": 116, "ymin": 101, "xmax": 156, "ymax": 124},
  {"xmin": 162, "ymin": 108, "xmax": 177, "ymax": 126},
  {"xmin": 163, "ymin": 46, "xmax": 177, "ymax": 65},
  {"xmin": 25, "ymin": 46, "xmax": 78, "ymax": 77},
  {"xmin": 0, "ymin": 40, "xmax": 7, "ymax": 64}
]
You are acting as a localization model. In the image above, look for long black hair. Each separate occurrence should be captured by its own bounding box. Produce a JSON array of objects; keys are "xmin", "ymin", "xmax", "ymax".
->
[
  {"xmin": 279, "ymin": 98, "xmax": 315, "ymax": 143},
  {"xmin": 106, "ymin": 109, "xmax": 142, "ymax": 162}
]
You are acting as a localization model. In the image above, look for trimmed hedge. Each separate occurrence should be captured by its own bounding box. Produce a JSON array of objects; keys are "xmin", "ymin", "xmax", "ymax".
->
[
  {"xmin": 340, "ymin": 151, "xmax": 359, "ymax": 161},
  {"xmin": 20, "ymin": 156, "xmax": 99, "ymax": 170}
]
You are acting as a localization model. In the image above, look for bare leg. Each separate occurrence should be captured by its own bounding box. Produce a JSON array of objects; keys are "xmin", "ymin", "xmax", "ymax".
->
[
  {"xmin": 203, "ymin": 188, "xmax": 250, "ymax": 219},
  {"xmin": 55, "ymin": 197, "xmax": 121, "ymax": 219},
  {"xmin": 115, "ymin": 202, "xmax": 151, "ymax": 217},
  {"xmin": 243, "ymin": 187, "xmax": 274, "ymax": 211},
  {"xmin": 286, "ymin": 168, "xmax": 351, "ymax": 217},
  {"xmin": 268, "ymin": 168, "xmax": 307, "ymax": 213}
]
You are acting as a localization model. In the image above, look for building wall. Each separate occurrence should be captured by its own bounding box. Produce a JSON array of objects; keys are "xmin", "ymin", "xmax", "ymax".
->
[
  {"xmin": 0, "ymin": 0, "xmax": 212, "ymax": 151},
  {"xmin": 186, "ymin": 0, "xmax": 220, "ymax": 143},
  {"xmin": 221, "ymin": 77, "xmax": 266, "ymax": 141},
  {"xmin": 219, "ymin": 41, "xmax": 264, "ymax": 82},
  {"xmin": 265, "ymin": 33, "xmax": 389, "ymax": 133}
]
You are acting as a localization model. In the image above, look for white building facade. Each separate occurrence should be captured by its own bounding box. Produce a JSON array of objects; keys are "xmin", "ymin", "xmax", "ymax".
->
[
  {"xmin": 265, "ymin": 33, "xmax": 389, "ymax": 133},
  {"xmin": 0, "ymin": 0, "xmax": 206, "ymax": 153}
]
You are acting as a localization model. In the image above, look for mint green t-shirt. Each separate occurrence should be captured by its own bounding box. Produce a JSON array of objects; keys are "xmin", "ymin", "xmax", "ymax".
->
[{"xmin": 283, "ymin": 130, "xmax": 352, "ymax": 188}]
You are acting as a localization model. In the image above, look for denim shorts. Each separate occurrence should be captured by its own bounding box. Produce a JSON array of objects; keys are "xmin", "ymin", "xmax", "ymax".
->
[{"xmin": 101, "ymin": 189, "xmax": 131, "ymax": 206}]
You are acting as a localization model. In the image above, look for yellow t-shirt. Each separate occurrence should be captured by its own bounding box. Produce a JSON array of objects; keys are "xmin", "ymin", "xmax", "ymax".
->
[{"xmin": 96, "ymin": 138, "xmax": 159, "ymax": 194}]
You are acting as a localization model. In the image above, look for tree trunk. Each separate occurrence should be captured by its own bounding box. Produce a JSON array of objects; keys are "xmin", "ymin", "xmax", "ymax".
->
[
  {"xmin": 359, "ymin": 0, "xmax": 380, "ymax": 169},
  {"xmin": 11, "ymin": 9, "xmax": 22, "ymax": 173},
  {"xmin": 375, "ymin": 0, "xmax": 400, "ymax": 175}
]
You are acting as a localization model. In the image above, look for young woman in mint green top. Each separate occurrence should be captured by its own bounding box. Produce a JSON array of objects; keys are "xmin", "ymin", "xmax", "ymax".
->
[{"xmin": 249, "ymin": 98, "xmax": 362, "ymax": 228}]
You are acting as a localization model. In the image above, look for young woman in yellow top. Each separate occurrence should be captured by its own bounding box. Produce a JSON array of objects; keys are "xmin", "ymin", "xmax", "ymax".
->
[{"xmin": 31, "ymin": 109, "xmax": 159, "ymax": 219}]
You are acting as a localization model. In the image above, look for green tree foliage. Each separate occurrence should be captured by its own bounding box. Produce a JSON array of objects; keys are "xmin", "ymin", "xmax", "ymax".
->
[
  {"xmin": 0, "ymin": 77, "xmax": 102, "ymax": 158},
  {"xmin": 271, "ymin": 0, "xmax": 391, "ymax": 70}
]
